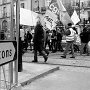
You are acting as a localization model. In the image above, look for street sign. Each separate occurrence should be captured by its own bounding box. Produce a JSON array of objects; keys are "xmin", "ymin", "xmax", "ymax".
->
[{"xmin": 0, "ymin": 41, "xmax": 17, "ymax": 66}]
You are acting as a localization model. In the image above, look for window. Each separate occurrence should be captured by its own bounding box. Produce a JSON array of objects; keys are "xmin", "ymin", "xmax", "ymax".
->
[
  {"xmin": 88, "ymin": 1, "xmax": 90, "ymax": 7},
  {"xmin": 3, "ymin": 6, "xmax": 7, "ymax": 17},
  {"xmin": 21, "ymin": 3, "xmax": 25, "ymax": 8}
]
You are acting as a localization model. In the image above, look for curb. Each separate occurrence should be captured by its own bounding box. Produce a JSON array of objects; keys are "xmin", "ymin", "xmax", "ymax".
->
[{"xmin": 20, "ymin": 66, "xmax": 59, "ymax": 87}]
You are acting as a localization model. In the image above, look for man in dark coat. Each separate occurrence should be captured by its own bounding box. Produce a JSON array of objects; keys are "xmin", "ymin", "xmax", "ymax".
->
[
  {"xmin": 32, "ymin": 21, "xmax": 49, "ymax": 62},
  {"xmin": 80, "ymin": 27, "xmax": 90, "ymax": 55}
]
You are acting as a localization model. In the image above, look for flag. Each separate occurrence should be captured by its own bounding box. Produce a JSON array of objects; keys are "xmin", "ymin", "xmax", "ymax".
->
[
  {"xmin": 57, "ymin": 0, "xmax": 73, "ymax": 26},
  {"xmin": 49, "ymin": 0, "xmax": 59, "ymax": 15},
  {"xmin": 42, "ymin": 0, "xmax": 58, "ymax": 30},
  {"xmin": 71, "ymin": 10, "xmax": 80, "ymax": 25},
  {"xmin": 60, "ymin": 11, "xmax": 73, "ymax": 26},
  {"xmin": 57, "ymin": 0, "xmax": 66, "ymax": 11},
  {"xmin": 42, "ymin": 10, "xmax": 57, "ymax": 30},
  {"xmin": 42, "ymin": 0, "xmax": 73, "ymax": 29},
  {"xmin": 20, "ymin": 8, "xmax": 38, "ymax": 26}
]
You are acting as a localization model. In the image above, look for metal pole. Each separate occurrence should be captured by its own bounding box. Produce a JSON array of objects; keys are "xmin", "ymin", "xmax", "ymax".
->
[
  {"xmin": 0, "ymin": 66, "xmax": 1, "ymax": 90},
  {"xmin": 79, "ymin": 0, "xmax": 80, "ymax": 19},
  {"xmin": 31, "ymin": 0, "xmax": 32, "ymax": 10},
  {"xmin": 15, "ymin": 0, "xmax": 20, "ymax": 84},
  {"xmin": 10, "ymin": 0, "xmax": 14, "ymax": 40},
  {"xmin": 9, "ymin": 0, "xmax": 14, "ymax": 87}
]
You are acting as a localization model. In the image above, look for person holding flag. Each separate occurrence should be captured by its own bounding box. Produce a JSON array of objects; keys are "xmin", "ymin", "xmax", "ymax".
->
[{"xmin": 61, "ymin": 23, "xmax": 76, "ymax": 58}]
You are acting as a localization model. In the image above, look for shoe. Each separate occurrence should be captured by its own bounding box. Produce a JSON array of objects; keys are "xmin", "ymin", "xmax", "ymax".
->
[
  {"xmin": 60, "ymin": 50, "xmax": 64, "ymax": 52},
  {"xmin": 44, "ymin": 57, "xmax": 48, "ymax": 62},
  {"xmin": 70, "ymin": 56, "xmax": 75, "ymax": 58},
  {"xmin": 32, "ymin": 60, "xmax": 38, "ymax": 62},
  {"xmin": 61, "ymin": 56, "xmax": 66, "ymax": 58}
]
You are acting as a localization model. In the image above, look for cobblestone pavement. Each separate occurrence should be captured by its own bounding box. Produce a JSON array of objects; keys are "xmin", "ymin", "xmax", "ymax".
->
[{"xmin": 23, "ymin": 50, "xmax": 90, "ymax": 67}]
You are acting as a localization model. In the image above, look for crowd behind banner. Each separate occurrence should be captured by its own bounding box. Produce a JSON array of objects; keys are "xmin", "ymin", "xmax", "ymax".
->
[{"xmin": 20, "ymin": 23, "xmax": 90, "ymax": 58}]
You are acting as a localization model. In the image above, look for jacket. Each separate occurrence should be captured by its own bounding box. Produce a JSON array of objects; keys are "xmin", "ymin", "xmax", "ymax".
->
[
  {"xmin": 80, "ymin": 31, "xmax": 89, "ymax": 43},
  {"xmin": 33, "ymin": 23, "xmax": 44, "ymax": 49}
]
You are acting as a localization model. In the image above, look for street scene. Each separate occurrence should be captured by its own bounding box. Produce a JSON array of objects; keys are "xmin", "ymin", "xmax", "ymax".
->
[{"xmin": 0, "ymin": 0, "xmax": 90, "ymax": 90}]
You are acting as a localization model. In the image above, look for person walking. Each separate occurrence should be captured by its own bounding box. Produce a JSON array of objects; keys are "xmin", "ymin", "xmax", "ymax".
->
[
  {"xmin": 79, "ymin": 27, "xmax": 89, "ymax": 55},
  {"xmin": 56, "ymin": 28, "xmax": 63, "ymax": 51},
  {"xmin": 24, "ymin": 32, "xmax": 28, "ymax": 51},
  {"xmin": 51, "ymin": 30, "xmax": 57, "ymax": 53},
  {"xmin": 45, "ymin": 30, "xmax": 51, "ymax": 51},
  {"xmin": 32, "ymin": 20, "xmax": 49, "ymax": 63},
  {"xmin": 26, "ymin": 31, "xmax": 32, "ymax": 50},
  {"xmin": 61, "ymin": 23, "xmax": 76, "ymax": 58}
]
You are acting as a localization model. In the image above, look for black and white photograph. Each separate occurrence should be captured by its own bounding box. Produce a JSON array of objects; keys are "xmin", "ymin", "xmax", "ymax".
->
[{"xmin": 0, "ymin": 0, "xmax": 90, "ymax": 90}]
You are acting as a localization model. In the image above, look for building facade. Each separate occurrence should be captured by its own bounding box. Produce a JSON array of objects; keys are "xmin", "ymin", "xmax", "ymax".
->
[
  {"xmin": 20, "ymin": 0, "xmax": 90, "ymax": 22},
  {"xmin": 20, "ymin": 0, "xmax": 46, "ymax": 14},
  {"xmin": 0, "ymin": 0, "xmax": 11, "ymax": 40}
]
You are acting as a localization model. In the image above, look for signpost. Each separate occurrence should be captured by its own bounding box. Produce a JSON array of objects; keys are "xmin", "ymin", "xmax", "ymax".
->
[
  {"xmin": 0, "ymin": 41, "xmax": 17, "ymax": 66},
  {"xmin": 0, "ymin": 0, "xmax": 19, "ymax": 89}
]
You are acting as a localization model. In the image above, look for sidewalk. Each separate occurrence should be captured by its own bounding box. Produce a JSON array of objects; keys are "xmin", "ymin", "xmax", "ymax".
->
[
  {"xmin": 18, "ymin": 51, "xmax": 90, "ymax": 89},
  {"xmin": 18, "ymin": 62, "xmax": 59, "ymax": 86},
  {"xmin": 0, "ymin": 59, "xmax": 59, "ymax": 90}
]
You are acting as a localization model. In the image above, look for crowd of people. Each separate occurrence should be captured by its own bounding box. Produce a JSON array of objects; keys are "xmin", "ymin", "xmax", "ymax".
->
[{"xmin": 20, "ymin": 18, "xmax": 90, "ymax": 62}]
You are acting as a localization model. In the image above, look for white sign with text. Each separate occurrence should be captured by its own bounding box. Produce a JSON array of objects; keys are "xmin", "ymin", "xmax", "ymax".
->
[{"xmin": 0, "ymin": 42, "xmax": 15, "ymax": 65}]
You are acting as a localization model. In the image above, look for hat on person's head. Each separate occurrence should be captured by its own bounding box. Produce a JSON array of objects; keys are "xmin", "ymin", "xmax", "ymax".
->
[{"xmin": 67, "ymin": 23, "xmax": 72, "ymax": 26}]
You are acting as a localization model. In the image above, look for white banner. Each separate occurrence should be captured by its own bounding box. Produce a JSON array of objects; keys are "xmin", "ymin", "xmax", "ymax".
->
[
  {"xmin": 56, "ymin": 0, "xmax": 73, "ymax": 26},
  {"xmin": 71, "ymin": 10, "xmax": 80, "ymax": 25},
  {"xmin": 57, "ymin": 0, "xmax": 66, "ymax": 11},
  {"xmin": 20, "ymin": 8, "xmax": 38, "ymax": 26},
  {"xmin": 42, "ymin": 10, "xmax": 57, "ymax": 30}
]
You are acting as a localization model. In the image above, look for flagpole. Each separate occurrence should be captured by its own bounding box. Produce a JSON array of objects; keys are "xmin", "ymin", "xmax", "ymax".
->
[{"xmin": 79, "ymin": 0, "xmax": 80, "ymax": 19}]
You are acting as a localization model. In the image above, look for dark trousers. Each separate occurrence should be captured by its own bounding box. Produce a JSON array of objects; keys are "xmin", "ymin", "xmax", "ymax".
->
[
  {"xmin": 45, "ymin": 40, "xmax": 51, "ymax": 50},
  {"xmin": 34, "ymin": 45, "xmax": 48, "ymax": 61},
  {"xmin": 79, "ymin": 42, "xmax": 88, "ymax": 55},
  {"xmin": 56, "ymin": 41, "xmax": 63, "ymax": 51},
  {"xmin": 51, "ymin": 40, "xmax": 56, "ymax": 51}
]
